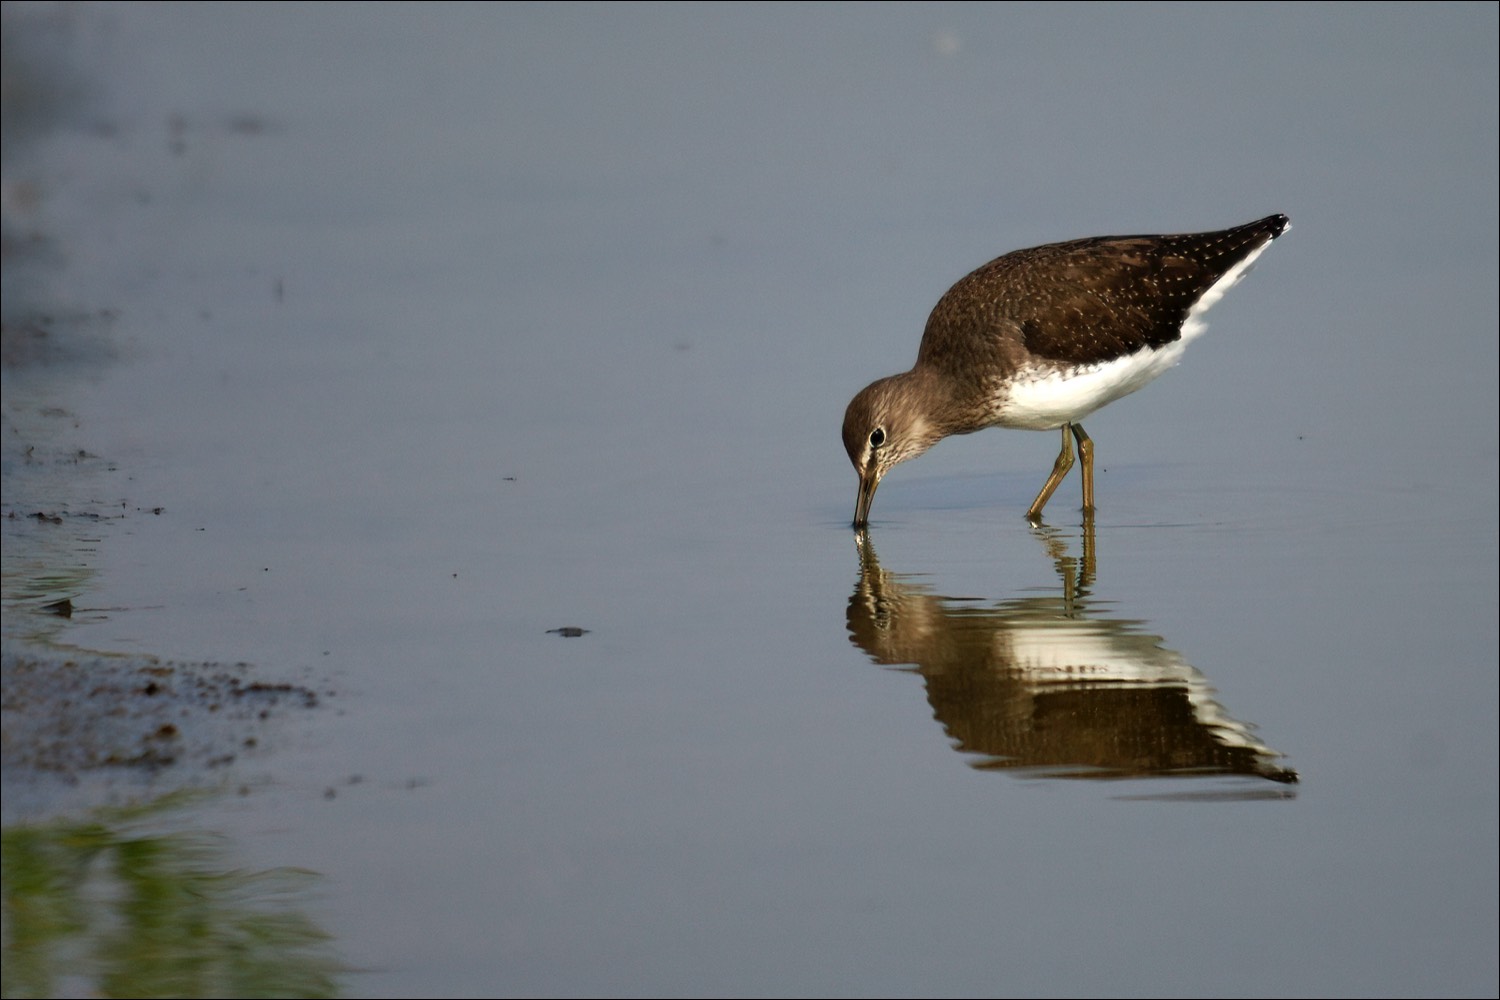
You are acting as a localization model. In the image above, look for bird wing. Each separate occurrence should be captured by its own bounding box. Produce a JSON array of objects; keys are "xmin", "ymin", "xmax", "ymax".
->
[{"xmin": 918, "ymin": 216, "xmax": 1287, "ymax": 370}]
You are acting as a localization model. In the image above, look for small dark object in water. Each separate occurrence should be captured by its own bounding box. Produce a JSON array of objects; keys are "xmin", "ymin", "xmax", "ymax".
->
[
  {"xmin": 44, "ymin": 598, "xmax": 73, "ymax": 617},
  {"xmin": 547, "ymin": 627, "xmax": 589, "ymax": 637}
]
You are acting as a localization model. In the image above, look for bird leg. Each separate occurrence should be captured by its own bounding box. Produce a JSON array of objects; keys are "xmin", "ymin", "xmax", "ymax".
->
[
  {"xmin": 1026, "ymin": 424, "xmax": 1076, "ymax": 520},
  {"xmin": 1071, "ymin": 422, "xmax": 1095, "ymax": 512}
]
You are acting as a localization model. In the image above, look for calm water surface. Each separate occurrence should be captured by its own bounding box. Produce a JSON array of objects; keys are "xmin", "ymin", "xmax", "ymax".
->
[{"xmin": 3, "ymin": 5, "xmax": 1495, "ymax": 997}]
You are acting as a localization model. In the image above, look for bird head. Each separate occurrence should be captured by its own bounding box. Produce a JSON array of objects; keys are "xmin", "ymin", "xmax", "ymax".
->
[{"xmin": 842, "ymin": 373, "xmax": 945, "ymax": 528}]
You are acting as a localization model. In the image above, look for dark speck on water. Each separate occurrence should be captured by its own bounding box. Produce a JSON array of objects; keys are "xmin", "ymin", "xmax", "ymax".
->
[{"xmin": 547, "ymin": 627, "xmax": 589, "ymax": 637}]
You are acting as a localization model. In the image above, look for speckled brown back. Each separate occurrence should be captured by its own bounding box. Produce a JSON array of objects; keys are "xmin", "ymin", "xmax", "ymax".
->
[{"xmin": 917, "ymin": 214, "xmax": 1289, "ymax": 372}]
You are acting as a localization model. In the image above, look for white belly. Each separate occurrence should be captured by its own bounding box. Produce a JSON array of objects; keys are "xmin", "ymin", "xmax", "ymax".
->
[{"xmin": 992, "ymin": 341, "xmax": 1189, "ymax": 430}]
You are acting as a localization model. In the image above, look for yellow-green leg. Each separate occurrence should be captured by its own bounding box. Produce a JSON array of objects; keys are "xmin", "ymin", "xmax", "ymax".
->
[
  {"xmin": 1072, "ymin": 422, "xmax": 1095, "ymax": 512},
  {"xmin": 1027, "ymin": 422, "xmax": 1096, "ymax": 519},
  {"xmin": 1026, "ymin": 424, "xmax": 1076, "ymax": 520}
]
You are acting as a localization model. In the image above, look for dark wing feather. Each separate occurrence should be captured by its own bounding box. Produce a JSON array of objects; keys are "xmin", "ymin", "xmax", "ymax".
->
[{"xmin": 918, "ymin": 215, "xmax": 1288, "ymax": 371}]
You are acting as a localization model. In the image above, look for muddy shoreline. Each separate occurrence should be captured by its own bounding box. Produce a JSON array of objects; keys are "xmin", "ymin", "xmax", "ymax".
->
[{"xmin": 1, "ymin": 6, "xmax": 326, "ymax": 824}]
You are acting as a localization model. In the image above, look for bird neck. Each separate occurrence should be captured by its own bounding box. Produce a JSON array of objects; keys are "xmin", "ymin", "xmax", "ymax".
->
[{"xmin": 885, "ymin": 367, "xmax": 989, "ymax": 440}]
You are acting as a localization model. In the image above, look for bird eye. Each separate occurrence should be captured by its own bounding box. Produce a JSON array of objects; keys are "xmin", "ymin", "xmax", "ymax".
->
[{"xmin": 869, "ymin": 428, "xmax": 886, "ymax": 448}]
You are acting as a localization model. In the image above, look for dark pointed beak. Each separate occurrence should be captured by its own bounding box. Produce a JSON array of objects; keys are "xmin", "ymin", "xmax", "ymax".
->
[{"xmin": 853, "ymin": 471, "xmax": 878, "ymax": 529}]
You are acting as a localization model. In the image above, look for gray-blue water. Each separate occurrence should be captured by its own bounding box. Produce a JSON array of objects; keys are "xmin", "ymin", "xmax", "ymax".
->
[{"xmin": 3, "ymin": 5, "xmax": 1496, "ymax": 997}]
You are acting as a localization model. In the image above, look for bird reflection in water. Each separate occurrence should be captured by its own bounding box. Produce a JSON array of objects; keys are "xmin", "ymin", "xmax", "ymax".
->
[{"xmin": 847, "ymin": 519, "xmax": 1297, "ymax": 787}]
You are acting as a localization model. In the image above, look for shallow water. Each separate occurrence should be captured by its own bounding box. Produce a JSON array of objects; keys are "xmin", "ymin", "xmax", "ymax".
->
[{"xmin": 3, "ymin": 5, "xmax": 1496, "ymax": 997}]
